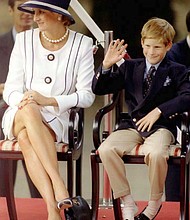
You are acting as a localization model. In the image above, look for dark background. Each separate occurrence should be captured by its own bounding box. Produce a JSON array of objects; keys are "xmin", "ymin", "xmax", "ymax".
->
[{"xmin": 91, "ymin": 0, "xmax": 174, "ymax": 58}]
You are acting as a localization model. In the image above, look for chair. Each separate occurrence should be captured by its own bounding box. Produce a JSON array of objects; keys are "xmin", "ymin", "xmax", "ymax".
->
[
  {"xmin": 0, "ymin": 107, "xmax": 84, "ymax": 220},
  {"xmin": 91, "ymin": 90, "xmax": 190, "ymax": 220}
]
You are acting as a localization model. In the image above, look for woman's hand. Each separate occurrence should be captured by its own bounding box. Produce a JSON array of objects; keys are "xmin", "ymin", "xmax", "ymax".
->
[
  {"xmin": 18, "ymin": 90, "xmax": 58, "ymax": 109},
  {"xmin": 136, "ymin": 108, "xmax": 162, "ymax": 132},
  {"xmin": 103, "ymin": 39, "xmax": 128, "ymax": 69}
]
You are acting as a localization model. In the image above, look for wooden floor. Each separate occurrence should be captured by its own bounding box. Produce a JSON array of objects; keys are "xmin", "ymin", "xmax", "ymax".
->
[{"xmin": 0, "ymin": 197, "xmax": 189, "ymax": 220}]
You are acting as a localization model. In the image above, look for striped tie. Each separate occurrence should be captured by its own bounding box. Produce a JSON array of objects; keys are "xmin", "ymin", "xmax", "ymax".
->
[{"xmin": 143, "ymin": 66, "xmax": 156, "ymax": 97}]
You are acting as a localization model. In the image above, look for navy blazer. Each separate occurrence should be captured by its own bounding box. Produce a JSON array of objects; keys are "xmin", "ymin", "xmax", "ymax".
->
[
  {"xmin": 0, "ymin": 30, "xmax": 14, "ymax": 84},
  {"xmin": 167, "ymin": 38, "xmax": 190, "ymax": 68},
  {"xmin": 92, "ymin": 57, "xmax": 190, "ymax": 138}
]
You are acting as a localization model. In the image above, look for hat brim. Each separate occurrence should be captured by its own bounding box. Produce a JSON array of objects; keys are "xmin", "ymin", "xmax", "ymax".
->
[{"xmin": 18, "ymin": 1, "xmax": 75, "ymax": 25}]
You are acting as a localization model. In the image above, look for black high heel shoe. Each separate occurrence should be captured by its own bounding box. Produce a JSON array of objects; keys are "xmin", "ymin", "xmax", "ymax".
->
[
  {"xmin": 63, "ymin": 196, "xmax": 91, "ymax": 220},
  {"xmin": 57, "ymin": 198, "xmax": 73, "ymax": 210}
]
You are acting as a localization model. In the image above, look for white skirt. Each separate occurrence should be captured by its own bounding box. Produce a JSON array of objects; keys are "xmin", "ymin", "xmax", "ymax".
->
[{"xmin": 2, "ymin": 106, "xmax": 69, "ymax": 143}]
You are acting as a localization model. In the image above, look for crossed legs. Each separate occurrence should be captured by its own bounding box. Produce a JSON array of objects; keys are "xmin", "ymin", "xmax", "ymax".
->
[{"xmin": 13, "ymin": 103, "xmax": 68, "ymax": 220}]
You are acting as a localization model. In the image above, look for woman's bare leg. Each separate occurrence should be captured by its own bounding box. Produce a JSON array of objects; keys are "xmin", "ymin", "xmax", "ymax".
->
[
  {"xmin": 18, "ymin": 129, "xmax": 61, "ymax": 220},
  {"xmin": 13, "ymin": 103, "xmax": 69, "ymax": 218}
]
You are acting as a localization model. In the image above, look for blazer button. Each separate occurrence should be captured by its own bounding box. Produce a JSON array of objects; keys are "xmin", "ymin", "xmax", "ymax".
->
[{"xmin": 133, "ymin": 118, "xmax": 137, "ymax": 122}]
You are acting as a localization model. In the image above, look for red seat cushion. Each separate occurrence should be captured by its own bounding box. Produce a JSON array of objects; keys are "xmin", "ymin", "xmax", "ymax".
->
[{"xmin": 0, "ymin": 140, "xmax": 69, "ymax": 153}]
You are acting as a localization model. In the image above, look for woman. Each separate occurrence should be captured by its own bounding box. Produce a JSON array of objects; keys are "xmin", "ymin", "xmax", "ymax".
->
[{"xmin": 2, "ymin": 0, "xmax": 95, "ymax": 219}]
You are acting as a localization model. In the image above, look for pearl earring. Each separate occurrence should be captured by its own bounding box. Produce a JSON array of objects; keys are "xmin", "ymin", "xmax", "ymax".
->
[{"xmin": 58, "ymin": 17, "xmax": 62, "ymax": 21}]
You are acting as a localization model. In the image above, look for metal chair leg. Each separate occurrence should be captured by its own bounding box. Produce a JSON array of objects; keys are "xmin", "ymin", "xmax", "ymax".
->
[{"xmin": 91, "ymin": 152, "xmax": 100, "ymax": 220}]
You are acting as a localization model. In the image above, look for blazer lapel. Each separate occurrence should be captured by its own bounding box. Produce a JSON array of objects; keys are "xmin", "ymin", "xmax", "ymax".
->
[
  {"xmin": 133, "ymin": 62, "xmax": 146, "ymax": 102},
  {"xmin": 133, "ymin": 59, "xmax": 170, "ymax": 112}
]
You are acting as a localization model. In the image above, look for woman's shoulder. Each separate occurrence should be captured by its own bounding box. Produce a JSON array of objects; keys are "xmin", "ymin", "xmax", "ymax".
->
[
  {"xmin": 16, "ymin": 28, "xmax": 39, "ymax": 39},
  {"xmin": 69, "ymin": 29, "xmax": 93, "ymax": 43}
]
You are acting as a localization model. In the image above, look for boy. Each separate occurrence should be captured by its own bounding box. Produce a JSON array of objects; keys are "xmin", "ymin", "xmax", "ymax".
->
[{"xmin": 92, "ymin": 17, "xmax": 190, "ymax": 220}]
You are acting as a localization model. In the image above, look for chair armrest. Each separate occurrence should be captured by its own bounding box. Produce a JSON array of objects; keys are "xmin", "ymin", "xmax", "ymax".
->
[
  {"xmin": 93, "ymin": 92, "xmax": 121, "ymax": 149},
  {"xmin": 181, "ymin": 111, "xmax": 190, "ymax": 162},
  {"xmin": 68, "ymin": 107, "xmax": 84, "ymax": 154}
]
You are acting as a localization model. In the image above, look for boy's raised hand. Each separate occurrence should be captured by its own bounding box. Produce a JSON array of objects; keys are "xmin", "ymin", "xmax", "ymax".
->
[{"xmin": 103, "ymin": 39, "xmax": 128, "ymax": 69}]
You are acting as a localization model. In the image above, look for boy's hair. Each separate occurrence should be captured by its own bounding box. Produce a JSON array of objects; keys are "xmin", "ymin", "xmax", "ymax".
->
[
  {"xmin": 141, "ymin": 17, "xmax": 175, "ymax": 46},
  {"xmin": 186, "ymin": 11, "xmax": 190, "ymax": 32}
]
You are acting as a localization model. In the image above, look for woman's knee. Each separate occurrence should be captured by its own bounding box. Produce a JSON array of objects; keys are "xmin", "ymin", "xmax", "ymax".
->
[{"xmin": 19, "ymin": 103, "xmax": 41, "ymax": 122}]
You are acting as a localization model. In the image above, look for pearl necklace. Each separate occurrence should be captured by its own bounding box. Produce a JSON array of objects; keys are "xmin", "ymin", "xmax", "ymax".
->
[{"xmin": 42, "ymin": 28, "xmax": 69, "ymax": 44}]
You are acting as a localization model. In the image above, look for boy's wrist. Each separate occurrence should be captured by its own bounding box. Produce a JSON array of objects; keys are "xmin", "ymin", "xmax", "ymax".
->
[
  {"xmin": 102, "ymin": 61, "xmax": 112, "ymax": 69},
  {"xmin": 102, "ymin": 66, "xmax": 111, "ymax": 72},
  {"xmin": 156, "ymin": 107, "xmax": 162, "ymax": 114}
]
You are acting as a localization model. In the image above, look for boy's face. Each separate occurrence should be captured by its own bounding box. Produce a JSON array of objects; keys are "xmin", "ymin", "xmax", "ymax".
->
[{"xmin": 141, "ymin": 38, "xmax": 172, "ymax": 65}]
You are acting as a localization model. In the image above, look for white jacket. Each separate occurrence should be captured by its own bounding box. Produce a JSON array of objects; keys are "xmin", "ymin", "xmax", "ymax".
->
[{"xmin": 2, "ymin": 28, "xmax": 95, "ymax": 142}]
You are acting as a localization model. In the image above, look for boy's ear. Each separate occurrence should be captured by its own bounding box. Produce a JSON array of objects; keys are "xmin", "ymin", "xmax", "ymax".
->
[
  {"xmin": 141, "ymin": 39, "xmax": 144, "ymax": 47},
  {"xmin": 166, "ymin": 41, "xmax": 173, "ymax": 51}
]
